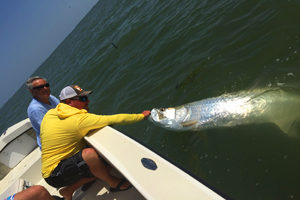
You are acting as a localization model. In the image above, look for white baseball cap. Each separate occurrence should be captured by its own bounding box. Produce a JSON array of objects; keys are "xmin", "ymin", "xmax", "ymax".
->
[{"xmin": 59, "ymin": 85, "xmax": 92, "ymax": 100}]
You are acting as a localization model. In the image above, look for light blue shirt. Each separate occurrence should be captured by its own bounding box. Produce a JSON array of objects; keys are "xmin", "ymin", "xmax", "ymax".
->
[{"xmin": 27, "ymin": 95, "xmax": 59, "ymax": 148}]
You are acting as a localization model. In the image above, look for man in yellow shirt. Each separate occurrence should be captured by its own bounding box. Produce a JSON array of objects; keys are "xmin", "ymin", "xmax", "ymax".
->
[{"xmin": 40, "ymin": 85, "xmax": 150, "ymax": 200}]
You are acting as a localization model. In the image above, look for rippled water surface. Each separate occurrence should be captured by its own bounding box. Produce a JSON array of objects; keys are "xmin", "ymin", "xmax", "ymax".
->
[{"xmin": 1, "ymin": 1, "xmax": 300, "ymax": 199}]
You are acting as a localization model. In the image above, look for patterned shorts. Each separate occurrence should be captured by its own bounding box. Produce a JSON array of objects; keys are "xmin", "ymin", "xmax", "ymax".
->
[{"xmin": 45, "ymin": 150, "xmax": 94, "ymax": 188}]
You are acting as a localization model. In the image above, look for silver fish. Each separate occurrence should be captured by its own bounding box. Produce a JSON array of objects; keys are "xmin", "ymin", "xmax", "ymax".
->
[{"xmin": 149, "ymin": 88, "xmax": 300, "ymax": 135}]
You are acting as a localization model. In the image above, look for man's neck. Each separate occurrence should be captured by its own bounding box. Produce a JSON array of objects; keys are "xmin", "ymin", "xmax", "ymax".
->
[{"xmin": 35, "ymin": 97, "xmax": 50, "ymax": 105}]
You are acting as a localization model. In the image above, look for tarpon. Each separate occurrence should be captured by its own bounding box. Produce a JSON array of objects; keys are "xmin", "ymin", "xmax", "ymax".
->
[{"xmin": 149, "ymin": 88, "xmax": 300, "ymax": 135}]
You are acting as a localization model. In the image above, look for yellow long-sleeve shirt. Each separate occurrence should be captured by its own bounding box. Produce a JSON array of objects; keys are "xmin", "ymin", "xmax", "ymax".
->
[{"xmin": 40, "ymin": 103, "xmax": 144, "ymax": 178}]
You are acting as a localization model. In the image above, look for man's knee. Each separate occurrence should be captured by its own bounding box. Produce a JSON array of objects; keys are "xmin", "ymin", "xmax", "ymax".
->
[
  {"xmin": 15, "ymin": 185, "xmax": 50, "ymax": 200},
  {"xmin": 82, "ymin": 148, "xmax": 99, "ymax": 161},
  {"xmin": 30, "ymin": 185, "xmax": 49, "ymax": 196}
]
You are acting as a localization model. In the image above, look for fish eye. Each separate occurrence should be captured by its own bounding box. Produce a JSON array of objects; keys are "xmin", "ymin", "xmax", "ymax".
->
[{"xmin": 159, "ymin": 108, "xmax": 165, "ymax": 111}]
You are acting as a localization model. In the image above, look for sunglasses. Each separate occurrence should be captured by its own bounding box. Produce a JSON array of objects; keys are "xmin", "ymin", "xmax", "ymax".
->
[
  {"xmin": 33, "ymin": 83, "xmax": 50, "ymax": 90},
  {"xmin": 71, "ymin": 96, "xmax": 89, "ymax": 102}
]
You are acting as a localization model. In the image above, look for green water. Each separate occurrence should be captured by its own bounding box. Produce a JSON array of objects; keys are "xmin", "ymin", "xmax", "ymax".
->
[{"xmin": 1, "ymin": 1, "xmax": 300, "ymax": 199}]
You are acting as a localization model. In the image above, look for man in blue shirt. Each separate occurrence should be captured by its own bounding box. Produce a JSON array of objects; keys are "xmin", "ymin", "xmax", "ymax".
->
[{"xmin": 26, "ymin": 76, "xmax": 59, "ymax": 149}]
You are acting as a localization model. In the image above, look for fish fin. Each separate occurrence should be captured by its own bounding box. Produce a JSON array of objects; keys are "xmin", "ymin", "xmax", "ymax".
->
[
  {"xmin": 181, "ymin": 120, "xmax": 197, "ymax": 127},
  {"xmin": 274, "ymin": 118, "xmax": 300, "ymax": 137}
]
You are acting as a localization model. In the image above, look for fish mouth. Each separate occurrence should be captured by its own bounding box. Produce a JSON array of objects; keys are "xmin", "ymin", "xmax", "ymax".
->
[
  {"xmin": 149, "ymin": 108, "xmax": 163, "ymax": 122},
  {"xmin": 150, "ymin": 108, "xmax": 176, "ymax": 122}
]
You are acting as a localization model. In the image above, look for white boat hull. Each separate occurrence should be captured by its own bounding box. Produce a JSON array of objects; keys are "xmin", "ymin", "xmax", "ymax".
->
[{"xmin": 0, "ymin": 119, "xmax": 225, "ymax": 200}]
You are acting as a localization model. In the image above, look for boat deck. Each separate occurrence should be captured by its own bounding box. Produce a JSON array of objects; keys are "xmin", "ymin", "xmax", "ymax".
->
[{"xmin": 84, "ymin": 126, "xmax": 224, "ymax": 200}]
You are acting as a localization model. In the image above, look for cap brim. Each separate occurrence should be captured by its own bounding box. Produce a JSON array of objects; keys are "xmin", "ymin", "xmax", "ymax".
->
[{"xmin": 78, "ymin": 90, "xmax": 92, "ymax": 96}]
